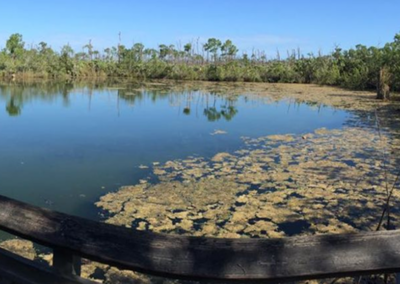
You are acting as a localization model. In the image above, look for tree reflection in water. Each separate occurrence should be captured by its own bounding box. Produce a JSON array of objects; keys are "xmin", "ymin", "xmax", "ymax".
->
[{"xmin": 1, "ymin": 81, "xmax": 240, "ymax": 122}]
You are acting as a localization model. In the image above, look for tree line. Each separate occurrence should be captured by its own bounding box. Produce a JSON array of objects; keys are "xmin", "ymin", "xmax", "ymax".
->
[{"xmin": 1, "ymin": 33, "xmax": 399, "ymax": 99}]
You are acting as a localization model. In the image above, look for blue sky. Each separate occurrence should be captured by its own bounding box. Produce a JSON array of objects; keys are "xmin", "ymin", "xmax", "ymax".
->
[{"xmin": 0, "ymin": 0, "xmax": 399, "ymax": 56}]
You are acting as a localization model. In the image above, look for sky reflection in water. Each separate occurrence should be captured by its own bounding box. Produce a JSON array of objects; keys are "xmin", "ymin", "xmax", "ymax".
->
[{"xmin": 0, "ymin": 83, "xmax": 350, "ymax": 222}]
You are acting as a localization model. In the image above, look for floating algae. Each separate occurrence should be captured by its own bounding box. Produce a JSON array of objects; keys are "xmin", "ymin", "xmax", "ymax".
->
[
  {"xmin": 96, "ymin": 82, "xmax": 400, "ymax": 241},
  {"xmin": 97, "ymin": 126, "xmax": 400, "ymax": 239},
  {"xmin": 0, "ymin": 239, "xmax": 37, "ymax": 260}
]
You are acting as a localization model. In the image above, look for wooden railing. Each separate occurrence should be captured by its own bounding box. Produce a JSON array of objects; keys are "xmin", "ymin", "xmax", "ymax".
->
[{"xmin": 1, "ymin": 194, "xmax": 400, "ymax": 283}]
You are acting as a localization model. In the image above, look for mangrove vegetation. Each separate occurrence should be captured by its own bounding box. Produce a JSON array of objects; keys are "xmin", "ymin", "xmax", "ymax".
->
[{"xmin": 1, "ymin": 33, "xmax": 400, "ymax": 99}]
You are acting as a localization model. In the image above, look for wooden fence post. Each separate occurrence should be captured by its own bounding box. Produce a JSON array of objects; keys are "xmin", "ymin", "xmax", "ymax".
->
[{"xmin": 53, "ymin": 248, "xmax": 81, "ymax": 276}]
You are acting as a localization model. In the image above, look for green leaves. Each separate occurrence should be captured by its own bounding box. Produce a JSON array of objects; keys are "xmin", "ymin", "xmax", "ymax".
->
[
  {"xmin": 221, "ymin": 40, "xmax": 238, "ymax": 59},
  {"xmin": 203, "ymin": 38, "xmax": 222, "ymax": 54},
  {"xmin": 0, "ymin": 32, "xmax": 400, "ymax": 95},
  {"xmin": 5, "ymin": 33, "xmax": 24, "ymax": 58},
  {"xmin": 204, "ymin": 38, "xmax": 222, "ymax": 62}
]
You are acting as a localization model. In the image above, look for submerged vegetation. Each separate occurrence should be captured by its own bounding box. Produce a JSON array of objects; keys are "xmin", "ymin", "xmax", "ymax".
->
[{"xmin": 1, "ymin": 33, "xmax": 400, "ymax": 98}]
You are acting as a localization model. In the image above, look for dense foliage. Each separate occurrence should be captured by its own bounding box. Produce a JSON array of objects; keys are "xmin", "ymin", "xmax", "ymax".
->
[{"xmin": 1, "ymin": 33, "xmax": 400, "ymax": 93}]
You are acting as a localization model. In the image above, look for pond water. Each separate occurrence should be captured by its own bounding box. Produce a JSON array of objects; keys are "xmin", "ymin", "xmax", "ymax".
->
[{"xmin": 0, "ymin": 82, "xmax": 352, "ymax": 240}]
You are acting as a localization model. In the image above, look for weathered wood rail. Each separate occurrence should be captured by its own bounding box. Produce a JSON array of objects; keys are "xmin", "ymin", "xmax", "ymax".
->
[{"xmin": 1, "ymin": 195, "xmax": 400, "ymax": 283}]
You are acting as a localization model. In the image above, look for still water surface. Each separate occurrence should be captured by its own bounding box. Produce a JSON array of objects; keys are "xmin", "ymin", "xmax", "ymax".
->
[{"xmin": 0, "ymin": 83, "xmax": 351, "ymax": 226}]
